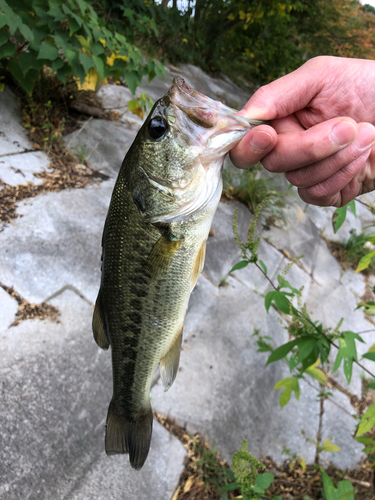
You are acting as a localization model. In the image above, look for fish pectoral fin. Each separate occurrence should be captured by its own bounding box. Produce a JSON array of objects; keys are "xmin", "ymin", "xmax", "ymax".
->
[
  {"xmin": 105, "ymin": 399, "xmax": 153, "ymax": 471},
  {"xmin": 92, "ymin": 292, "xmax": 110, "ymax": 350},
  {"xmin": 159, "ymin": 326, "xmax": 183, "ymax": 392},
  {"xmin": 190, "ymin": 240, "xmax": 207, "ymax": 290},
  {"xmin": 144, "ymin": 234, "xmax": 181, "ymax": 279}
]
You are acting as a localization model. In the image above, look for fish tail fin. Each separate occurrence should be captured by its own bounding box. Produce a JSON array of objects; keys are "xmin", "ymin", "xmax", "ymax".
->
[{"xmin": 105, "ymin": 399, "xmax": 153, "ymax": 471}]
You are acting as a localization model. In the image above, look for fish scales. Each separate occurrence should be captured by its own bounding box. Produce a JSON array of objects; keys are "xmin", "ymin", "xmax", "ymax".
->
[{"xmin": 93, "ymin": 77, "xmax": 267, "ymax": 470}]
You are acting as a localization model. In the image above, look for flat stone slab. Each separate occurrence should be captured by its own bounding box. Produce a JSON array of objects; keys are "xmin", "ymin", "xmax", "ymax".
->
[
  {"xmin": 0, "ymin": 88, "xmax": 34, "ymax": 156},
  {"xmin": 63, "ymin": 119, "xmax": 136, "ymax": 177},
  {"xmin": 0, "ymin": 181, "xmax": 113, "ymax": 305},
  {"xmin": 0, "ymin": 290, "xmax": 185, "ymax": 500},
  {"xmin": 0, "ymin": 150, "xmax": 50, "ymax": 186}
]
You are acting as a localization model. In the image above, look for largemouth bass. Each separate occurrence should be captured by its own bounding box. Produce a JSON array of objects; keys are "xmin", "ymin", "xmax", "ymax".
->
[{"xmin": 93, "ymin": 77, "xmax": 266, "ymax": 470}]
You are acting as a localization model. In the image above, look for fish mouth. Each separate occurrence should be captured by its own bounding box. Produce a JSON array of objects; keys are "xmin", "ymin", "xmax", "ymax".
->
[{"xmin": 169, "ymin": 77, "xmax": 269, "ymax": 130}]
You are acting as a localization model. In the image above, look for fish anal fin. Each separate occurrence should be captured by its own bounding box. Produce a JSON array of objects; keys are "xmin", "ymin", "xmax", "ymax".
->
[
  {"xmin": 105, "ymin": 399, "xmax": 153, "ymax": 471},
  {"xmin": 92, "ymin": 292, "xmax": 110, "ymax": 350},
  {"xmin": 145, "ymin": 235, "xmax": 181, "ymax": 279},
  {"xmin": 191, "ymin": 240, "xmax": 207, "ymax": 290},
  {"xmin": 160, "ymin": 326, "xmax": 183, "ymax": 392}
]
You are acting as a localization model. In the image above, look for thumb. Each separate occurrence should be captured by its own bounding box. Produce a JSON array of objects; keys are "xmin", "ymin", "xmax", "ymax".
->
[{"xmin": 240, "ymin": 58, "xmax": 325, "ymax": 121}]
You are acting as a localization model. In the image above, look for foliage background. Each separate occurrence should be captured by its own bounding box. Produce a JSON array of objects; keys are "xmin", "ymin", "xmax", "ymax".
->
[{"xmin": 2, "ymin": 0, "xmax": 375, "ymax": 96}]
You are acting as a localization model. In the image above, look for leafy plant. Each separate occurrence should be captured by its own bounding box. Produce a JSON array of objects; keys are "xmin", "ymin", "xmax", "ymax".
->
[
  {"xmin": 220, "ymin": 440, "xmax": 277, "ymax": 500},
  {"xmin": 0, "ymin": 0, "xmax": 164, "ymax": 95},
  {"xmin": 223, "ymin": 165, "xmax": 286, "ymax": 219},
  {"xmin": 320, "ymin": 470, "xmax": 355, "ymax": 500},
  {"xmin": 230, "ymin": 197, "xmax": 375, "ymax": 471}
]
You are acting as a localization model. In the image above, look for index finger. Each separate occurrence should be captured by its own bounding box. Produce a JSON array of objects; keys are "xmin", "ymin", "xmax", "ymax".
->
[{"xmin": 262, "ymin": 117, "xmax": 358, "ymax": 173}]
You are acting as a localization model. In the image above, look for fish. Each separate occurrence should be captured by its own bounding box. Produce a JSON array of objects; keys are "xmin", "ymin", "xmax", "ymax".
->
[{"xmin": 92, "ymin": 77, "xmax": 267, "ymax": 470}]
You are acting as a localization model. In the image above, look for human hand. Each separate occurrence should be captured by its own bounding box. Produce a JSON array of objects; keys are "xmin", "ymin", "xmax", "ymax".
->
[{"xmin": 230, "ymin": 56, "xmax": 375, "ymax": 207}]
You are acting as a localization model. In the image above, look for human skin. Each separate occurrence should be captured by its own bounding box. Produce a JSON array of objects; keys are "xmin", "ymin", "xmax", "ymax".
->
[{"xmin": 230, "ymin": 56, "xmax": 375, "ymax": 207}]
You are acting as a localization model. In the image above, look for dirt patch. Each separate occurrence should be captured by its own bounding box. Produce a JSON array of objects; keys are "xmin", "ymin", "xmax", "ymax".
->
[
  {"xmin": 155, "ymin": 413, "xmax": 375, "ymax": 500},
  {"xmin": 0, "ymin": 282, "xmax": 60, "ymax": 327},
  {"xmin": 0, "ymin": 75, "xmax": 115, "ymax": 225}
]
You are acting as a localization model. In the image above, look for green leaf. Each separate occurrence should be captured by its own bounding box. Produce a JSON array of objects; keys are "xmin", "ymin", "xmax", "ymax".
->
[
  {"xmin": 228, "ymin": 260, "xmax": 249, "ymax": 273},
  {"xmin": 56, "ymin": 64, "xmax": 71, "ymax": 85},
  {"xmin": 355, "ymin": 436, "xmax": 374, "ymax": 445},
  {"xmin": 254, "ymin": 472, "xmax": 274, "ymax": 490},
  {"xmin": 18, "ymin": 51, "xmax": 44, "ymax": 76},
  {"xmin": 79, "ymin": 52, "xmax": 94, "ymax": 74},
  {"xmin": 337, "ymin": 480, "xmax": 354, "ymax": 500},
  {"xmin": 47, "ymin": 3, "xmax": 66, "ymax": 22},
  {"xmin": 332, "ymin": 205, "xmax": 347, "ymax": 234},
  {"xmin": 277, "ymin": 275, "xmax": 298, "ymax": 293},
  {"xmin": 51, "ymin": 57, "xmax": 65, "ymax": 73},
  {"xmin": 356, "ymin": 402, "xmax": 375, "ymax": 436},
  {"xmin": 295, "ymin": 337, "xmax": 317, "ymax": 363},
  {"xmin": 219, "ymin": 483, "xmax": 239, "ymax": 491},
  {"xmin": 332, "ymin": 331, "xmax": 359, "ymax": 384},
  {"xmin": 18, "ymin": 21, "xmax": 34, "ymax": 41},
  {"xmin": 123, "ymin": 70, "xmax": 141, "ymax": 95},
  {"xmin": 356, "ymin": 249, "xmax": 375, "ymax": 273},
  {"xmin": 274, "ymin": 377, "xmax": 300, "ymax": 407},
  {"xmin": 347, "ymin": 200, "xmax": 356, "ymax": 218},
  {"xmin": 321, "ymin": 471, "xmax": 337, "ymax": 500},
  {"xmin": 258, "ymin": 259, "xmax": 267, "ymax": 276},
  {"xmin": 0, "ymin": 28, "xmax": 8, "ymax": 46},
  {"xmin": 362, "ymin": 352, "xmax": 375, "ymax": 361},
  {"xmin": 38, "ymin": 41, "xmax": 59, "ymax": 61},
  {"xmin": 265, "ymin": 290, "xmax": 292, "ymax": 314},
  {"xmin": 92, "ymin": 55, "xmax": 105, "ymax": 78},
  {"xmin": 8, "ymin": 60, "xmax": 37, "ymax": 94},
  {"xmin": 266, "ymin": 339, "xmax": 301, "ymax": 365},
  {"xmin": 0, "ymin": 39, "xmax": 16, "ymax": 58},
  {"xmin": 332, "ymin": 201, "xmax": 356, "ymax": 234}
]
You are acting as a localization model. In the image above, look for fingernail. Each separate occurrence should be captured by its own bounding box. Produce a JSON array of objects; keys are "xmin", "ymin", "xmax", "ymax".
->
[
  {"xmin": 354, "ymin": 125, "xmax": 375, "ymax": 149},
  {"xmin": 250, "ymin": 130, "xmax": 273, "ymax": 151},
  {"xmin": 331, "ymin": 121, "xmax": 357, "ymax": 146}
]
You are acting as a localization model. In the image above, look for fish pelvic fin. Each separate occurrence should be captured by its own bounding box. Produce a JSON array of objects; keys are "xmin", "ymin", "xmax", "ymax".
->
[
  {"xmin": 105, "ymin": 400, "xmax": 153, "ymax": 471},
  {"xmin": 144, "ymin": 234, "xmax": 181, "ymax": 280},
  {"xmin": 92, "ymin": 291, "xmax": 110, "ymax": 350},
  {"xmin": 160, "ymin": 326, "xmax": 183, "ymax": 392},
  {"xmin": 191, "ymin": 240, "xmax": 207, "ymax": 290}
]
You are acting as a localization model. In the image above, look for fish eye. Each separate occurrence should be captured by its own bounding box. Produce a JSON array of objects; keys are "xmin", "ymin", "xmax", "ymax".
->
[{"xmin": 148, "ymin": 117, "xmax": 168, "ymax": 140}]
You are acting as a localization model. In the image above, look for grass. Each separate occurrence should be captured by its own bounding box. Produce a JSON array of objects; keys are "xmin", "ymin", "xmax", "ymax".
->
[
  {"xmin": 222, "ymin": 164, "xmax": 286, "ymax": 225},
  {"xmin": 328, "ymin": 230, "xmax": 375, "ymax": 275}
]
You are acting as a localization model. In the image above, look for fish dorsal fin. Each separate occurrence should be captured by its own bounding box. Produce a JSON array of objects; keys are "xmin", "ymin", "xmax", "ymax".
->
[
  {"xmin": 144, "ymin": 234, "xmax": 181, "ymax": 279},
  {"xmin": 159, "ymin": 326, "xmax": 183, "ymax": 392},
  {"xmin": 190, "ymin": 240, "xmax": 207, "ymax": 290},
  {"xmin": 92, "ymin": 292, "xmax": 110, "ymax": 350}
]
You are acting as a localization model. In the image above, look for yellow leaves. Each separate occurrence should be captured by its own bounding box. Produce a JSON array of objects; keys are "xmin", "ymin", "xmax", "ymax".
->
[
  {"xmin": 128, "ymin": 99, "xmax": 144, "ymax": 119},
  {"xmin": 76, "ymin": 68, "xmax": 98, "ymax": 91},
  {"xmin": 106, "ymin": 52, "xmax": 128, "ymax": 66},
  {"xmin": 182, "ymin": 38, "xmax": 188, "ymax": 43},
  {"xmin": 305, "ymin": 359, "xmax": 327, "ymax": 385},
  {"xmin": 239, "ymin": 10, "xmax": 246, "ymax": 20},
  {"xmin": 321, "ymin": 438, "xmax": 340, "ymax": 453},
  {"xmin": 75, "ymin": 35, "xmax": 91, "ymax": 52}
]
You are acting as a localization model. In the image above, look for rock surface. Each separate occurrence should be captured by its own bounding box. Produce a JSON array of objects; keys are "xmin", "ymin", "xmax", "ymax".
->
[{"xmin": 1, "ymin": 66, "xmax": 375, "ymax": 500}]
